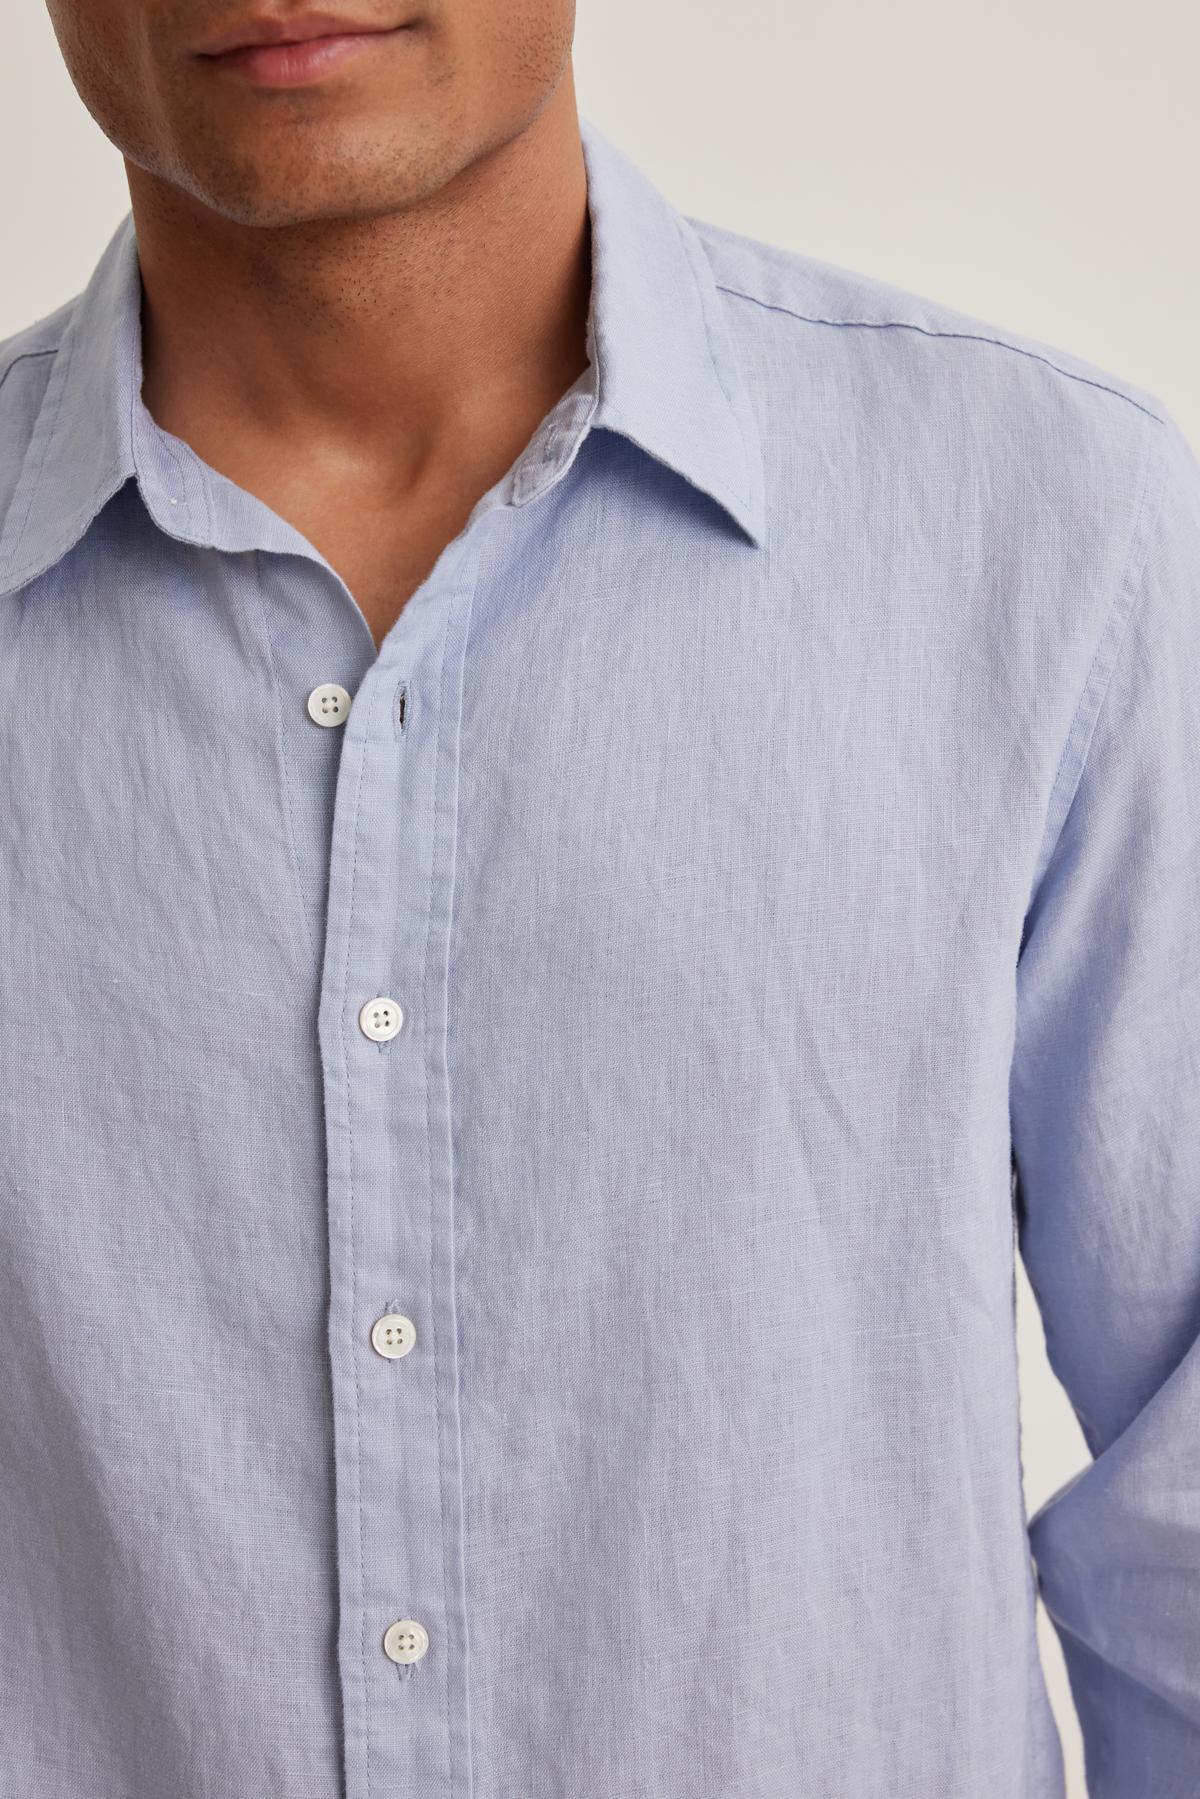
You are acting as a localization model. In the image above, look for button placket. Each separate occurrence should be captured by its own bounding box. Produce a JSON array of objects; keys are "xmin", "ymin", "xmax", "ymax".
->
[{"xmin": 316, "ymin": 565, "xmax": 477, "ymax": 1799}]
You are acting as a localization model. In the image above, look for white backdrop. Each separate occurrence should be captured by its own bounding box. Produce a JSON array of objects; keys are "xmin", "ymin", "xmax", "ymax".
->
[{"xmin": 6, "ymin": 5, "xmax": 1200, "ymax": 1792}]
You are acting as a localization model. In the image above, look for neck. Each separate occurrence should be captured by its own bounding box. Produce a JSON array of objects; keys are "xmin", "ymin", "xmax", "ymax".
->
[{"xmin": 129, "ymin": 82, "xmax": 591, "ymax": 471}]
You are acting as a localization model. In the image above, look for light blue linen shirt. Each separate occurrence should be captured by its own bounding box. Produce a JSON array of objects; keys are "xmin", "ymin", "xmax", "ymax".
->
[{"xmin": 1, "ymin": 113, "xmax": 1199, "ymax": 1799}]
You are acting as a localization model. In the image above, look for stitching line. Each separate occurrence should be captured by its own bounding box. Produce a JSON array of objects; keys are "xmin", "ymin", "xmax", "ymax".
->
[
  {"xmin": 712, "ymin": 280, "xmax": 1167, "ymax": 424},
  {"xmin": 422, "ymin": 581, "xmax": 460, "ymax": 1798},
  {"xmin": 0, "ymin": 342, "xmax": 60, "ymax": 396},
  {"xmin": 0, "ymin": 325, "xmax": 77, "ymax": 577},
  {"xmin": 249, "ymin": 548, "xmax": 319, "ymax": 965},
  {"xmin": 337, "ymin": 700, "xmax": 374, "ymax": 1799}
]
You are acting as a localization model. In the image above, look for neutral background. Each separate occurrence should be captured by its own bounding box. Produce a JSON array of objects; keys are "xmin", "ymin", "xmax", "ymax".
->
[{"xmin": 6, "ymin": 4, "xmax": 1200, "ymax": 1793}]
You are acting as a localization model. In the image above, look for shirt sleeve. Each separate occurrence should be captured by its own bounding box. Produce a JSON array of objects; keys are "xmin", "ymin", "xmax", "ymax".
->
[{"xmin": 1010, "ymin": 400, "xmax": 1200, "ymax": 1796}]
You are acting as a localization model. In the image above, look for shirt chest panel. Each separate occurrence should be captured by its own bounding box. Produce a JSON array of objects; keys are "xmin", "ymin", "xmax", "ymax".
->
[{"xmin": 0, "ymin": 469, "xmax": 1052, "ymax": 1799}]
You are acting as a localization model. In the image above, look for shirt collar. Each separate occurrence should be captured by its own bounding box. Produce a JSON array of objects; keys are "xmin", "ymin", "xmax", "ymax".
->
[
  {"xmin": 0, "ymin": 113, "xmax": 765, "ymax": 597},
  {"xmin": 579, "ymin": 116, "xmax": 765, "ymax": 545}
]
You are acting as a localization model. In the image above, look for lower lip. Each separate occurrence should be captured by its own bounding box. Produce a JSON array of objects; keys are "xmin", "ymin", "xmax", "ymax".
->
[{"xmin": 202, "ymin": 26, "xmax": 412, "ymax": 87}]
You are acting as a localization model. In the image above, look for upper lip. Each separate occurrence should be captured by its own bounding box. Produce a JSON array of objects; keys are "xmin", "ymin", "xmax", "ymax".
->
[{"xmin": 194, "ymin": 11, "xmax": 406, "ymax": 55}]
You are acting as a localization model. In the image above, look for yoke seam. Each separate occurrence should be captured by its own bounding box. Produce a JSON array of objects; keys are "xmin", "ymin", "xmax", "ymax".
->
[{"xmin": 711, "ymin": 280, "xmax": 1166, "ymax": 423}]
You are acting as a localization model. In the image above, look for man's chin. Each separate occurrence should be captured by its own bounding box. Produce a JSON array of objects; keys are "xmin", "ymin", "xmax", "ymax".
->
[{"xmin": 152, "ymin": 148, "xmax": 429, "ymax": 232}]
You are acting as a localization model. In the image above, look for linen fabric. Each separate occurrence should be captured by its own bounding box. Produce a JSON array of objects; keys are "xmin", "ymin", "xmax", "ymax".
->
[{"xmin": 1, "ymin": 113, "xmax": 1199, "ymax": 1799}]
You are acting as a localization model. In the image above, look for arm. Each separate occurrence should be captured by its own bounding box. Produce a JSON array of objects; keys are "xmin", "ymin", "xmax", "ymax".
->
[{"xmin": 1012, "ymin": 403, "xmax": 1200, "ymax": 1795}]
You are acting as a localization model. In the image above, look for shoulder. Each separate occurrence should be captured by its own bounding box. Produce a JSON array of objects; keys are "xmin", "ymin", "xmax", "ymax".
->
[
  {"xmin": 689, "ymin": 211, "xmax": 1168, "ymax": 444},
  {"xmin": 687, "ymin": 212, "xmax": 1176, "ymax": 552}
]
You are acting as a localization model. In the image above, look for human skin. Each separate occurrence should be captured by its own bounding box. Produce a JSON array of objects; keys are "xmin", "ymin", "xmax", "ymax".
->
[{"xmin": 41, "ymin": 0, "xmax": 592, "ymax": 647}]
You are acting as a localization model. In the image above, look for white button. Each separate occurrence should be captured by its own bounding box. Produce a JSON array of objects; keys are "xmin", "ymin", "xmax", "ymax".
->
[
  {"xmin": 371, "ymin": 1312, "xmax": 417, "ymax": 1359},
  {"xmin": 307, "ymin": 682, "xmax": 352, "ymax": 727},
  {"xmin": 359, "ymin": 996, "xmax": 403, "ymax": 1041},
  {"xmin": 383, "ymin": 1619, "xmax": 429, "ymax": 1664}
]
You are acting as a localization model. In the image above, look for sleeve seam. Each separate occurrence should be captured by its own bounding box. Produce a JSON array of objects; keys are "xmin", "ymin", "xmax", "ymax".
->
[{"xmin": 1020, "ymin": 411, "xmax": 1172, "ymax": 946}]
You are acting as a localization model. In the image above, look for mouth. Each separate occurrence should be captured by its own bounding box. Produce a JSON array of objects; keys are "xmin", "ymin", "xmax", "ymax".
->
[{"xmin": 194, "ymin": 12, "xmax": 419, "ymax": 86}]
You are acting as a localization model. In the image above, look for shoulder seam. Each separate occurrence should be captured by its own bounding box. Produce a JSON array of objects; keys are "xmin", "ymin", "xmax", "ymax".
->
[{"xmin": 712, "ymin": 278, "xmax": 1166, "ymax": 423}]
